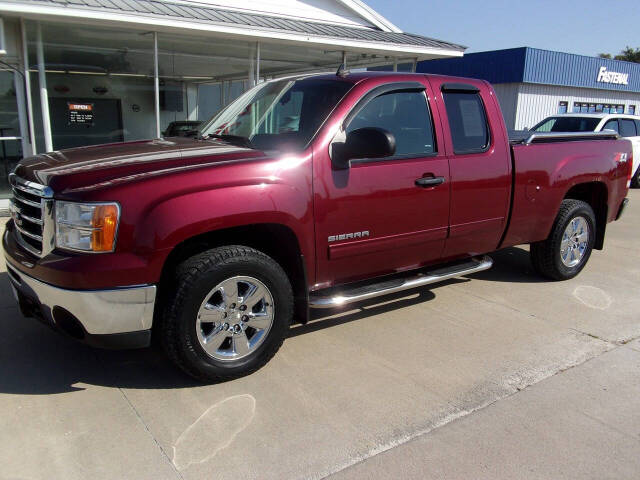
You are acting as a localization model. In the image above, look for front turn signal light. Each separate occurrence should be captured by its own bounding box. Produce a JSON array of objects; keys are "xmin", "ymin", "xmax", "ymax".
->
[{"xmin": 91, "ymin": 204, "xmax": 119, "ymax": 252}]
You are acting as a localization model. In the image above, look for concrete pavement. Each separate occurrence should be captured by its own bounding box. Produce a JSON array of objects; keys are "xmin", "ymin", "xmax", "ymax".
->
[
  {"xmin": 0, "ymin": 190, "xmax": 638, "ymax": 479},
  {"xmin": 330, "ymin": 339, "xmax": 640, "ymax": 480}
]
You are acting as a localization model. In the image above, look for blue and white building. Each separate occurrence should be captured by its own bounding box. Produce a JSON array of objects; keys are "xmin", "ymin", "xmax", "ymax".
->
[{"xmin": 417, "ymin": 47, "xmax": 640, "ymax": 130}]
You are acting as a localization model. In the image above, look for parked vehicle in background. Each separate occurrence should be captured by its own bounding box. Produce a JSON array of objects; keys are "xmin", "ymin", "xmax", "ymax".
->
[
  {"xmin": 3, "ymin": 72, "xmax": 633, "ymax": 381},
  {"xmin": 531, "ymin": 113, "xmax": 640, "ymax": 187},
  {"xmin": 162, "ymin": 120, "xmax": 202, "ymax": 137}
]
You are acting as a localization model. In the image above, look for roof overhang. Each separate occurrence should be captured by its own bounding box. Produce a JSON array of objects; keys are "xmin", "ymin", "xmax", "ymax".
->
[{"xmin": 0, "ymin": 1, "xmax": 464, "ymax": 60}]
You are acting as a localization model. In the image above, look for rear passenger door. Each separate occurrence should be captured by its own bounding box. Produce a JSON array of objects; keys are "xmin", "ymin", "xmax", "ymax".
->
[{"xmin": 426, "ymin": 79, "xmax": 512, "ymax": 259}]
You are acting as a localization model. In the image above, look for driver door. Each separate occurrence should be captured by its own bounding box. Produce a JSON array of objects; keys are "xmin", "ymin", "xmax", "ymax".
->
[{"xmin": 312, "ymin": 81, "xmax": 450, "ymax": 288}]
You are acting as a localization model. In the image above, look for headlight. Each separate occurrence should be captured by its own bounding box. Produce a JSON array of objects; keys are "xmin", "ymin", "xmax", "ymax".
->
[{"xmin": 55, "ymin": 201, "xmax": 120, "ymax": 253}]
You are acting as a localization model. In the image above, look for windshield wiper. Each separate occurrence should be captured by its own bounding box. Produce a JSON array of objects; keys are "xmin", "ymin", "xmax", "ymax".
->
[{"xmin": 201, "ymin": 133, "xmax": 253, "ymax": 148}]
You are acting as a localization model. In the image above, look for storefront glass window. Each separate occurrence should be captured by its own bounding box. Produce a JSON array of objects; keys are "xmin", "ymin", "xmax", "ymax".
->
[
  {"xmin": 0, "ymin": 71, "xmax": 22, "ymax": 199},
  {"xmin": 26, "ymin": 21, "xmax": 156, "ymax": 152},
  {"xmin": 629, "ymin": 105, "xmax": 636, "ymax": 115},
  {"xmin": 557, "ymin": 101, "xmax": 568, "ymax": 114},
  {"xmin": 158, "ymin": 33, "xmax": 251, "ymax": 137}
]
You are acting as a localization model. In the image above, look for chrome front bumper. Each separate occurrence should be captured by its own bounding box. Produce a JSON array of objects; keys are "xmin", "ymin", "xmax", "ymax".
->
[{"xmin": 5, "ymin": 260, "xmax": 156, "ymax": 345}]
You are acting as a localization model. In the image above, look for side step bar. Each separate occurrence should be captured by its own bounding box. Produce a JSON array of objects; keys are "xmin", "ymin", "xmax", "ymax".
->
[{"xmin": 309, "ymin": 255, "xmax": 493, "ymax": 309}]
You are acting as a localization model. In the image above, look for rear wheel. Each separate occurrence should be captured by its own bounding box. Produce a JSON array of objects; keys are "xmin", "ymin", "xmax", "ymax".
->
[
  {"xmin": 160, "ymin": 246, "xmax": 293, "ymax": 382},
  {"xmin": 631, "ymin": 166, "xmax": 640, "ymax": 188},
  {"xmin": 530, "ymin": 199, "xmax": 595, "ymax": 280}
]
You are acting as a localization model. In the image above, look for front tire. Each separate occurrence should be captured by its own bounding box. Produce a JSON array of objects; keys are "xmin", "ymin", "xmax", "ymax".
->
[
  {"xmin": 160, "ymin": 246, "xmax": 293, "ymax": 382},
  {"xmin": 530, "ymin": 199, "xmax": 596, "ymax": 280}
]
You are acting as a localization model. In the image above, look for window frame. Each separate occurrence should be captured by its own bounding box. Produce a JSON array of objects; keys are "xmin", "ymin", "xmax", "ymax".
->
[
  {"xmin": 342, "ymin": 82, "xmax": 439, "ymax": 165},
  {"xmin": 441, "ymin": 88, "xmax": 492, "ymax": 155}
]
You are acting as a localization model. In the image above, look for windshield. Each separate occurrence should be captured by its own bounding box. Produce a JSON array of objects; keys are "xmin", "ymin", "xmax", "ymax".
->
[
  {"xmin": 531, "ymin": 116, "xmax": 601, "ymax": 133},
  {"xmin": 199, "ymin": 78, "xmax": 353, "ymax": 152}
]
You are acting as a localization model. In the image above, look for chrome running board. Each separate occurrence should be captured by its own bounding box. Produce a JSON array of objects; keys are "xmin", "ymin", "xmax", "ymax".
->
[{"xmin": 309, "ymin": 255, "xmax": 493, "ymax": 309}]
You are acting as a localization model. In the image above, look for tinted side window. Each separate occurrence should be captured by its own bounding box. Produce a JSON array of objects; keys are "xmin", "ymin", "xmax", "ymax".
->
[
  {"xmin": 443, "ymin": 92, "xmax": 490, "ymax": 154},
  {"xmin": 635, "ymin": 120, "xmax": 640, "ymax": 134},
  {"xmin": 603, "ymin": 119, "xmax": 619, "ymax": 133},
  {"xmin": 619, "ymin": 119, "xmax": 637, "ymax": 137},
  {"xmin": 348, "ymin": 91, "xmax": 436, "ymax": 156}
]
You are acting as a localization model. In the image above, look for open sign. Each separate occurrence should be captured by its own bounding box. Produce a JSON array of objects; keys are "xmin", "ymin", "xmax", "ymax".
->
[{"xmin": 68, "ymin": 102, "xmax": 94, "ymax": 125}]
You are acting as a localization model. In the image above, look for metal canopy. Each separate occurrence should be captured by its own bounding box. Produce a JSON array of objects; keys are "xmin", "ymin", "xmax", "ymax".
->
[{"xmin": 5, "ymin": 0, "xmax": 466, "ymax": 56}]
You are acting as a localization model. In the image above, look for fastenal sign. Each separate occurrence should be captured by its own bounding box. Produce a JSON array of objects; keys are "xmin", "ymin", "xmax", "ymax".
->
[{"xmin": 597, "ymin": 66, "xmax": 629, "ymax": 85}]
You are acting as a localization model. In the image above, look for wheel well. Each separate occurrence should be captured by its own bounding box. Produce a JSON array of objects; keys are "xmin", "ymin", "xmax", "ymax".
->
[
  {"xmin": 157, "ymin": 224, "xmax": 308, "ymax": 326},
  {"xmin": 564, "ymin": 182, "xmax": 608, "ymax": 250}
]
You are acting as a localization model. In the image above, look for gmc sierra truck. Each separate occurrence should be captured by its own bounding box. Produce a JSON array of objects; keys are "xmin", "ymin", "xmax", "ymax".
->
[{"xmin": 3, "ymin": 72, "xmax": 632, "ymax": 381}]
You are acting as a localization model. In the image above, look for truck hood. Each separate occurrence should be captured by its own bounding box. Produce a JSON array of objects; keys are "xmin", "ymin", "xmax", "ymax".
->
[{"xmin": 13, "ymin": 137, "xmax": 269, "ymax": 194}]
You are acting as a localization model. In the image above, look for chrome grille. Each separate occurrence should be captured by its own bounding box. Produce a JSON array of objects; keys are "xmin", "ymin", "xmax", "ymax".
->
[{"xmin": 8, "ymin": 174, "xmax": 55, "ymax": 258}]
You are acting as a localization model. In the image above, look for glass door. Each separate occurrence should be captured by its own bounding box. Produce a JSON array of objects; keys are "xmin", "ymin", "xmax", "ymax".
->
[{"xmin": 0, "ymin": 70, "xmax": 22, "ymax": 199}]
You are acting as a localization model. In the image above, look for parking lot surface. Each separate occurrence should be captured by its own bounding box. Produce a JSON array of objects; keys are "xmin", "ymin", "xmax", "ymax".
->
[{"xmin": 1, "ymin": 190, "xmax": 638, "ymax": 480}]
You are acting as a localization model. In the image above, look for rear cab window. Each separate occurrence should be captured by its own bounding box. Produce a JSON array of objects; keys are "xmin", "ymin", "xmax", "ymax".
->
[
  {"xmin": 619, "ymin": 119, "xmax": 637, "ymax": 137},
  {"xmin": 602, "ymin": 119, "xmax": 620, "ymax": 133},
  {"xmin": 442, "ymin": 89, "xmax": 490, "ymax": 154},
  {"xmin": 532, "ymin": 116, "xmax": 600, "ymax": 132}
]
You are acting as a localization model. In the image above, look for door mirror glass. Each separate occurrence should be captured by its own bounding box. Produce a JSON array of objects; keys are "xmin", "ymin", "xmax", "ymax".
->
[{"xmin": 333, "ymin": 127, "xmax": 396, "ymax": 168}]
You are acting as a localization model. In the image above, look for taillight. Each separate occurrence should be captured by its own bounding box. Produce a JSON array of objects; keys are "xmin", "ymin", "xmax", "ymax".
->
[{"xmin": 626, "ymin": 152, "xmax": 633, "ymax": 189}]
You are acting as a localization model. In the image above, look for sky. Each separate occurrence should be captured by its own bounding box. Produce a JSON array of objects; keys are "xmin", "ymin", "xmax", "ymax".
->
[{"xmin": 364, "ymin": 0, "xmax": 639, "ymax": 57}]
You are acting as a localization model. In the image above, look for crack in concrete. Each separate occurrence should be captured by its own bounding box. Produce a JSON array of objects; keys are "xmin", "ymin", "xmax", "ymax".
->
[
  {"xmin": 91, "ymin": 351, "xmax": 184, "ymax": 480},
  {"xmin": 116, "ymin": 386, "xmax": 185, "ymax": 480},
  {"xmin": 571, "ymin": 329, "xmax": 640, "ymax": 347},
  {"xmin": 578, "ymin": 410, "xmax": 640, "ymax": 444},
  {"xmin": 452, "ymin": 287, "xmax": 541, "ymax": 320},
  {"xmin": 319, "ymin": 335, "xmax": 629, "ymax": 480}
]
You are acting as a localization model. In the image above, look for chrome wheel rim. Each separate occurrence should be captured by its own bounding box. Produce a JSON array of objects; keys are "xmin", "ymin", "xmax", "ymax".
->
[
  {"xmin": 560, "ymin": 216, "xmax": 589, "ymax": 268},
  {"xmin": 196, "ymin": 276, "xmax": 274, "ymax": 361}
]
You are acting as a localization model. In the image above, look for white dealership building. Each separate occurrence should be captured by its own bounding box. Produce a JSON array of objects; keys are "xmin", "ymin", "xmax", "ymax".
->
[{"xmin": 0, "ymin": 0, "xmax": 465, "ymax": 208}]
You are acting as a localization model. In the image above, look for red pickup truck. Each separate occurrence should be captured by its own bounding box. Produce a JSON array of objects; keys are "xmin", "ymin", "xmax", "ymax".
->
[{"xmin": 3, "ymin": 72, "xmax": 632, "ymax": 381}]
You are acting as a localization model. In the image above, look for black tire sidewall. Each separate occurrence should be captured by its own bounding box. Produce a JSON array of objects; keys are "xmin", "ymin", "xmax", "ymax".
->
[
  {"xmin": 175, "ymin": 254, "xmax": 292, "ymax": 379},
  {"xmin": 552, "ymin": 205, "xmax": 596, "ymax": 279},
  {"xmin": 632, "ymin": 168, "xmax": 640, "ymax": 188}
]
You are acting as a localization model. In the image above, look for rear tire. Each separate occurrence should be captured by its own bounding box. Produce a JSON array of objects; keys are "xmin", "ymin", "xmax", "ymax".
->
[
  {"xmin": 160, "ymin": 246, "xmax": 293, "ymax": 382},
  {"xmin": 631, "ymin": 166, "xmax": 640, "ymax": 188},
  {"xmin": 530, "ymin": 199, "xmax": 596, "ymax": 281}
]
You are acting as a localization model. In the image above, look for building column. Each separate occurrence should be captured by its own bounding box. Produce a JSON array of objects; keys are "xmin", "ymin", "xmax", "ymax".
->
[
  {"xmin": 36, "ymin": 23, "xmax": 52, "ymax": 152},
  {"xmin": 342, "ymin": 51, "xmax": 347, "ymax": 70},
  {"xmin": 393, "ymin": 58, "xmax": 398, "ymax": 72},
  {"xmin": 255, "ymin": 41, "xmax": 260, "ymax": 85},
  {"xmin": 186, "ymin": 83, "xmax": 198, "ymax": 121},
  {"xmin": 153, "ymin": 32, "xmax": 161, "ymax": 138},
  {"xmin": 20, "ymin": 18, "xmax": 35, "ymax": 156},
  {"xmin": 13, "ymin": 68, "xmax": 30, "ymax": 157},
  {"xmin": 411, "ymin": 58, "xmax": 418, "ymax": 73},
  {"xmin": 248, "ymin": 43, "xmax": 255, "ymax": 89}
]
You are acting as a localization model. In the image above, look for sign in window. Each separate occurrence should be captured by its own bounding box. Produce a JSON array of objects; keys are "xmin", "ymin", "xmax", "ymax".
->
[{"xmin": 68, "ymin": 103, "xmax": 94, "ymax": 125}]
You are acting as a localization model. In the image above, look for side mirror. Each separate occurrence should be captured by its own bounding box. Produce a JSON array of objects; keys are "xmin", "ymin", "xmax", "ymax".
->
[{"xmin": 332, "ymin": 127, "xmax": 396, "ymax": 169}]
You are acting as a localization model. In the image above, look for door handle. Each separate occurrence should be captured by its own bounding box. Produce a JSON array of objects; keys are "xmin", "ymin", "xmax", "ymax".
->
[{"xmin": 415, "ymin": 176, "xmax": 445, "ymax": 188}]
